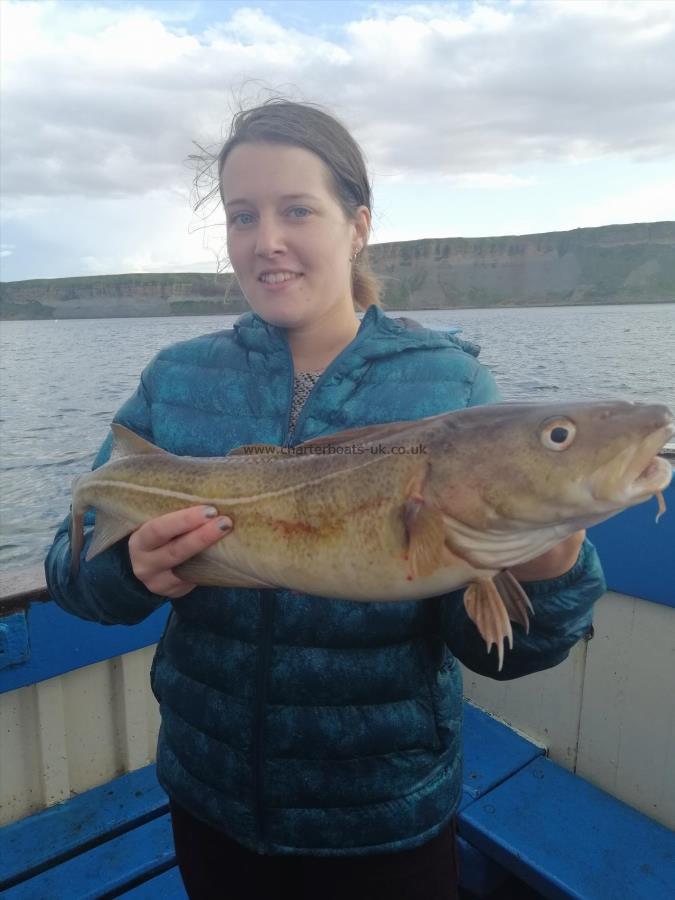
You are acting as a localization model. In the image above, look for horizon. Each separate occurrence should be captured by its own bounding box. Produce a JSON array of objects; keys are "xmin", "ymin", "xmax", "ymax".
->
[
  {"xmin": 1, "ymin": 1, "xmax": 674, "ymax": 282},
  {"xmin": 3, "ymin": 220, "xmax": 672, "ymax": 285}
]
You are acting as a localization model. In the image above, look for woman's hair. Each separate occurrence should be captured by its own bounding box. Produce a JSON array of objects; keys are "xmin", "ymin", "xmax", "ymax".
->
[{"xmin": 215, "ymin": 99, "xmax": 382, "ymax": 311}]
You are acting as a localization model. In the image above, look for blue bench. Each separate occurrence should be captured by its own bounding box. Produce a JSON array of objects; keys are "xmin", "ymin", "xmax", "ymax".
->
[
  {"xmin": 459, "ymin": 757, "xmax": 675, "ymax": 900},
  {"xmin": 3, "ymin": 700, "xmax": 673, "ymax": 899},
  {"xmin": 0, "ymin": 766, "xmax": 175, "ymax": 898}
]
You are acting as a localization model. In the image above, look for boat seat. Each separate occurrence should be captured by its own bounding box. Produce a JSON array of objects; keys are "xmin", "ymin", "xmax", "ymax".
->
[
  {"xmin": 1, "ymin": 701, "xmax": 673, "ymax": 898},
  {"xmin": 0, "ymin": 700, "xmax": 538, "ymax": 898},
  {"xmin": 0, "ymin": 766, "xmax": 173, "ymax": 898},
  {"xmin": 458, "ymin": 755, "xmax": 675, "ymax": 899}
]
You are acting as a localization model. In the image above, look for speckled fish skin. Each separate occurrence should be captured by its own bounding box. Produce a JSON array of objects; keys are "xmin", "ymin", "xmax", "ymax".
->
[{"xmin": 70, "ymin": 400, "xmax": 673, "ymax": 669}]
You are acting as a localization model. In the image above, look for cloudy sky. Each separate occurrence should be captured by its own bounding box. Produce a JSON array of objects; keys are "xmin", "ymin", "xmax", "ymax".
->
[{"xmin": 1, "ymin": 0, "xmax": 674, "ymax": 282}]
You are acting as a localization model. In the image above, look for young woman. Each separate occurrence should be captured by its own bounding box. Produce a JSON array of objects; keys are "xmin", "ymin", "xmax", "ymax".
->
[{"xmin": 46, "ymin": 100, "xmax": 605, "ymax": 900}]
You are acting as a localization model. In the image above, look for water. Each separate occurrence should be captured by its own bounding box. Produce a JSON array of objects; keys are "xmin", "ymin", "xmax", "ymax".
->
[{"xmin": 1, "ymin": 304, "xmax": 674, "ymax": 571}]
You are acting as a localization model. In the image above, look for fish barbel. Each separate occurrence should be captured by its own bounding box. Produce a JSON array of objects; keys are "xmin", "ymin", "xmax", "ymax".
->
[{"xmin": 70, "ymin": 400, "xmax": 673, "ymax": 669}]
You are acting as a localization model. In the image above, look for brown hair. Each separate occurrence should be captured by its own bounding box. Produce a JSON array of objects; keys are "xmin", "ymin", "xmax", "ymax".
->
[{"xmin": 215, "ymin": 99, "xmax": 382, "ymax": 311}]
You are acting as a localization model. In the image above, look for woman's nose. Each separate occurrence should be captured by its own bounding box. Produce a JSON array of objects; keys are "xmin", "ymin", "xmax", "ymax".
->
[{"xmin": 254, "ymin": 217, "xmax": 286, "ymax": 256}]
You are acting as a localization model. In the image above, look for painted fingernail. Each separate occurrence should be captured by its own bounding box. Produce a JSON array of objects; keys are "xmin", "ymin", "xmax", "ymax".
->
[
  {"xmin": 218, "ymin": 517, "xmax": 232, "ymax": 531},
  {"xmin": 203, "ymin": 506, "xmax": 218, "ymax": 518}
]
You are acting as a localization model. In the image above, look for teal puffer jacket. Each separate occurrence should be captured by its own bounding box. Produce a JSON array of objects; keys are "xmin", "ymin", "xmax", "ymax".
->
[{"xmin": 45, "ymin": 304, "xmax": 606, "ymax": 856}]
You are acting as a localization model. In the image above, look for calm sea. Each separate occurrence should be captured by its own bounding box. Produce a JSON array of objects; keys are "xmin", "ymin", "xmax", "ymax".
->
[{"xmin": 1, "ymin": 304, "xmax": 674, "ymax": 571}]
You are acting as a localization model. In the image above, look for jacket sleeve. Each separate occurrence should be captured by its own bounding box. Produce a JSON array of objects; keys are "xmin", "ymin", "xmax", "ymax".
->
[
  {"xmin": 442, "ymin": 538, "xmax": 606, "ymax": 679},
  {"xmin": 468, "ymin": 359, "xmax": 502, "ymax": 406},
  {"xmin": 44, "ymin": 362, "xmax": 168, "ymax": 626}
]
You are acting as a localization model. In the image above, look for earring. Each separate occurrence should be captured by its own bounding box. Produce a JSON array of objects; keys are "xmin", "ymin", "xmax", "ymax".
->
[{"xmin": 350, "ymin": 245, "xmax": 362, "ymax": 262}]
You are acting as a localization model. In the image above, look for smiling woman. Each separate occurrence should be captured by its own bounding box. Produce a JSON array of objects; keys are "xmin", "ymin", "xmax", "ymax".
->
[
  {"xmin": 220, "ymin": 142, "xmax": 369, "ymax": 369},
  {"xmin": 44, "ymin": 97, "xmax": 608, "ymax": 900},
  {"xmin": 208, "ymin": 101, "xmax": 382, "ymax": 371}
]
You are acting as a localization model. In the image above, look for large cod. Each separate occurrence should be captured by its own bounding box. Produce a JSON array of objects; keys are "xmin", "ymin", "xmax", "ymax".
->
[{"xmin": 70, "ymin": 400, "xmax": 673, "ymax": 669}]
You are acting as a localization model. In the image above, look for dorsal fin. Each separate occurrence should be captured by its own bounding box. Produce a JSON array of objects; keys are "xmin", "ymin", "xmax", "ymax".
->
[
  {"xmin": 295, "ymin": 416, "xmax": 438, "ymax": 451},
  {"xmin": 110, "ymin": 423, "xmax": 169, "ymax": 460},
  {"xmin": 227, "ymin": 444, "xmax": 287, "ymax": 457}
]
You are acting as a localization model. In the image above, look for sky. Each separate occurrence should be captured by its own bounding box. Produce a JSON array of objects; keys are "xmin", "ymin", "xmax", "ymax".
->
[{"xmin": 1, "ymin": 0, "xmax": 674, "ymax": 282}]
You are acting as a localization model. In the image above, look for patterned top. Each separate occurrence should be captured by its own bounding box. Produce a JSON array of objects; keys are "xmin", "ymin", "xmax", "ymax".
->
[{"xmin": 288, "ymin": 370, "xmax": 323, "ymax": 437}]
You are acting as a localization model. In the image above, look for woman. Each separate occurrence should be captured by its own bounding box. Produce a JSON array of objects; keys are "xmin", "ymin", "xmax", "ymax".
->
[{"xmin": 46, "ymin": 100, "xmax": 606, "ymax": 900}]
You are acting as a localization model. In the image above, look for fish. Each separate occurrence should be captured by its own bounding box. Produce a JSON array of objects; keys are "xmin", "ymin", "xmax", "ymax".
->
[{"xmin": 69, "ymin": 400, "xmax": 674, "ymax": 670}]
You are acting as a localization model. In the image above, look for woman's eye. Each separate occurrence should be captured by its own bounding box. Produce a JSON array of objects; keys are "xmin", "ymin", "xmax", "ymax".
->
[
  {"xmin": 230, "ymin": 212, "xmax": 254, "ymax": 226},
  {"xmin": 228, "ymin": 209, "xmax": 309, "ymax": 226}
]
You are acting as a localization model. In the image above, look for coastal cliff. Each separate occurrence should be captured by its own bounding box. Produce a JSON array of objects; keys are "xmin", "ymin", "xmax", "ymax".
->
[{"xmin": 1, "ymin": 222, "xmax": 673, "ymax": 320}]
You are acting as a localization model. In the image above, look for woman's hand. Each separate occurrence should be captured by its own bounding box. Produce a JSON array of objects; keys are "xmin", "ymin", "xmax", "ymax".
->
[
  {"xmin": 509, "ymin": 530, "xmax": 586, "ymax": 583},
  {"xmin": 128, "ymin": 506, "xmax": 232, "ymax": 598}
]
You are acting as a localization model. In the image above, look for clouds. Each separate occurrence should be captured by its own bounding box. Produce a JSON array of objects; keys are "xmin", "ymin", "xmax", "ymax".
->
[
  {"xmin": 1, "ymin": 0, "xmax": 674, "ymax": 280},
  {"xmin": 4, "ymin": 0, "xmax": 675, "ymax": 196},
  {"xmin": 346, "ymin": 0, "xmax": 675, "ymax": 173}
]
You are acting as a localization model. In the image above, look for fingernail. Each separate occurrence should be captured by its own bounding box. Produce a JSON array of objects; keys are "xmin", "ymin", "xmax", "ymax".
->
[
  {"xmin": 203, "ymin": 506, "xmax": 218, "ymax": 518},
  {"xmin": 218, "ymin": 517, "xmax": 232, "ymax": 532}
]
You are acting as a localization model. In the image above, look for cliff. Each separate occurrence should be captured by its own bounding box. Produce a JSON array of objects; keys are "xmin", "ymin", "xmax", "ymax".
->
[
  {"xmin": 1, "ymin": 222, "xmax": 673, "ymax": 320},
  {"xmin": 0, "ymin": 273, "xmax": 243, "ymax": 320},
  {"xmin": 370, "ymin": 221, "xmax": 675, "ymax": 309}
]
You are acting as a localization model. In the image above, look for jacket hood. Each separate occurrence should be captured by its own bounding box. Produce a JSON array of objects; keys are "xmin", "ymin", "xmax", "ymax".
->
[{"xmin": 232, "ymin": 303, "xmax": 481, "ymax": 360}]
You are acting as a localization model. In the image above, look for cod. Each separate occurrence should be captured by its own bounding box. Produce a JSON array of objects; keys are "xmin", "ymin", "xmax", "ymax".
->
[{"xmin": 70, "ymin": 400, "xmax": 673, "ymax": 670}]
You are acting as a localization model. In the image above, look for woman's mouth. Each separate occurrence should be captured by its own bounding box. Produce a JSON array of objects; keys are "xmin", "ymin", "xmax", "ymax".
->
[{"xmin": 258, "ymin": 271, "xmax": 304, "ymax": 287}]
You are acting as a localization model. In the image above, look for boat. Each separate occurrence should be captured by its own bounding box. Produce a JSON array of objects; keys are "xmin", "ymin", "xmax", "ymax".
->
[{"xmin": 1, "ymin": 453, "xmax": 674, "ymax": 898}]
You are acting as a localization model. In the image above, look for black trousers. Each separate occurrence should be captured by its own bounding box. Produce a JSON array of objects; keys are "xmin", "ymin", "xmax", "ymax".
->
[{"xmin": 169, "ymin": 798, "xmax": 460, "ymax": 900}]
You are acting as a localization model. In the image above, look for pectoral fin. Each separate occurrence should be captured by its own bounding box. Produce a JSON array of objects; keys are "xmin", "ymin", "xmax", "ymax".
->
[
  {"xmin": 404, "ymin": 501, "xmax": 445, "ymax": 578},
  {"xmin": 403, "ymin": 463, "xmax": 444, "ymax": 578},
  {"xmin": 463, "ymin": 578, "xmax": 514, "ymax": 672}
]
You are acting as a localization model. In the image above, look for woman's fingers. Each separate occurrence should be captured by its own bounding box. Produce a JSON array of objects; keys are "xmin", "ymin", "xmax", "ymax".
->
[
  {"xmin": 144, "ymin": 571, "xmax": 198, "ymax": 599},
  {"xmin": 128, "ymin": 505, "xmax": 233, "ymax": 596},
  {"xmin": 159, "ymin": 514, "xmax": 232, "ymax": 569},
  {"xmin": 133, "ymin": 505, "xmax": 223, "ymax": 552}
]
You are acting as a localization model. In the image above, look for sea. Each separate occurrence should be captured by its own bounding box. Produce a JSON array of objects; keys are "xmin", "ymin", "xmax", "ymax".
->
[{"xmin": 1, "ymin": 303, "xmax": 674, "ymax": 572}]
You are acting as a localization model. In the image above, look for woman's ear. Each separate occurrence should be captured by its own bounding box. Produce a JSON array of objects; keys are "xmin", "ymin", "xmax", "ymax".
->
[{"xmin": 354, "ymin": 205, "xmax": 371, "ymax": 247}]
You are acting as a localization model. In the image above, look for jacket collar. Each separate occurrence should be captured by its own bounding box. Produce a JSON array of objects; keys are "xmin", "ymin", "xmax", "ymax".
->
[{"xmin": 232, "ymin": 303, "xmax": 480, "ymax": 359}]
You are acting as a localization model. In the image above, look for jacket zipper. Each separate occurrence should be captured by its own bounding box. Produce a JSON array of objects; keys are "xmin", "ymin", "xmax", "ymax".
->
[
  {"xmin": 252, "ymin": 343, "xmax": 295, "ymax": 849},
  {"xmin": 254, "ymin": 588, "xmax": 276, "ymax": 848},
  {"xmin": 280, "ymin": 313, "xmax": 371, "ymax": 447},
  {"xmin": 253, "ymin": 313, "xmax": 371, "ymax": 845}
]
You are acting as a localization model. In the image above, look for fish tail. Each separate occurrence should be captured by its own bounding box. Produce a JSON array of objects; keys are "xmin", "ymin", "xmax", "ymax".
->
[{"xmin": 69, "ymin": 477, "xmax": 84, "ymax": 579}]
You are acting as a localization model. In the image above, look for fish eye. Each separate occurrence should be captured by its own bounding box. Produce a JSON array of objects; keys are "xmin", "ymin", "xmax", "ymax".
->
[{"xmin": 540, "ymin": 417, "xmax": 577, "ymax": 451}]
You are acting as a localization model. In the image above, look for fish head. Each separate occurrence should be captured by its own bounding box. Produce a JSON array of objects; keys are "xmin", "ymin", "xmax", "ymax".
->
[{"xmin": 432, "ymin": 400, "xmax": 674, "ymax": 531}]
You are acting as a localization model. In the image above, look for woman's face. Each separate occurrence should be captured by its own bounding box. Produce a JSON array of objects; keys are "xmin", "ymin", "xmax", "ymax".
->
[{"xmin": 221, "ymin": 142, "xmax": 370, "ymax": 330}]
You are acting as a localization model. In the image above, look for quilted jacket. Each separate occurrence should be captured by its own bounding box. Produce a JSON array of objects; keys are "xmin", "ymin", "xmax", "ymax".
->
[{"xmin": 45, "ymin": 303, "xmax": 607, "ymax": 856}]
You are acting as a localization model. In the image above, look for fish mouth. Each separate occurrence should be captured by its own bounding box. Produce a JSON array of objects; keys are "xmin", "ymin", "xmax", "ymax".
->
[{"xmin": 620, "ymin": 421, "xmax": 674, "ymax": 502}]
